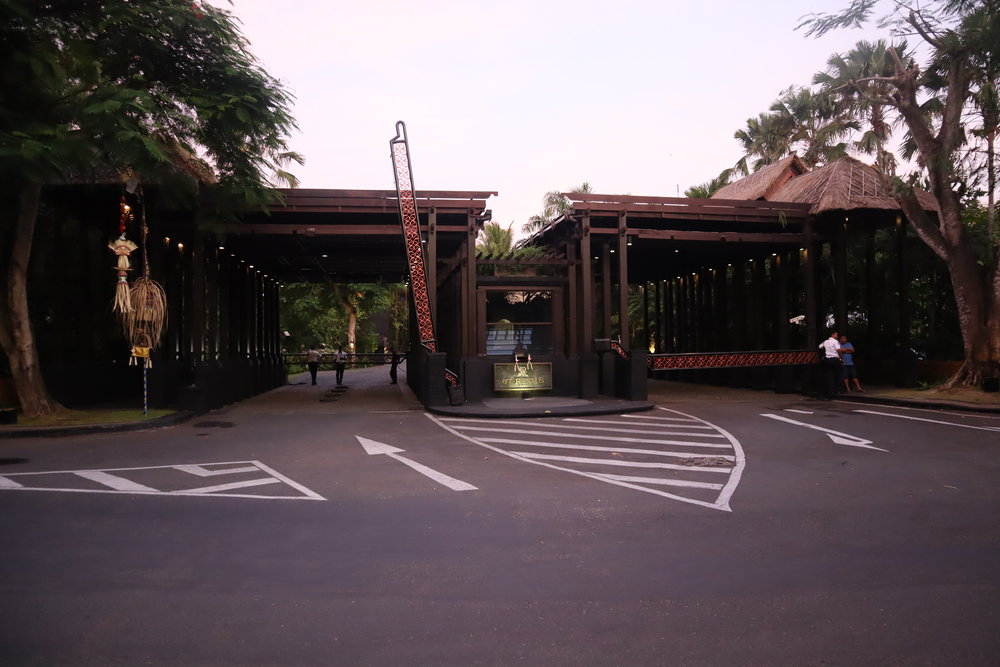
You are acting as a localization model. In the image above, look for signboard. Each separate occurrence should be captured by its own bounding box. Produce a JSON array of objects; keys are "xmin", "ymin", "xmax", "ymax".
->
[{"xmin": 493, "ymin": 362, "xmax": 552, "ymax": 391}]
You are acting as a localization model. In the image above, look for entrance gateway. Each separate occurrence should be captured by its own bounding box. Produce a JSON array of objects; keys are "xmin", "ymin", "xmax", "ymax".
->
[{"xmin": 156, "ymin": 132, "xmax": 936, "ymax": 410}]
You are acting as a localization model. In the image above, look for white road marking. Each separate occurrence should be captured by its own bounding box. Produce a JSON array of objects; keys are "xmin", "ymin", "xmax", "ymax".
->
[
  {"xmin": 75, "ymin": 471, "xmax": 157, "ymax": 492},
  {"xmin": 429, "ymin": 407, "xmax": 747, "ymax": 512},
  {"xmin": 761, "ymin": 414, "xmax": 888, "ymax": 452},
  {"xmin": 562, "ymin": 417, "xmax": 716, "ymax": 430},
  {"xmin": 620, "ymin": 414, "xmax": 703, "ymax": 422},
  {"xmin": 784, "ymin": 409, "xmax": 814, "ymax": 414},
  {"xmin": 594, "ymin": 473, "xmax": 724, "ymax": 490},
  {"xmin": 173, "ymin": 464, "xmax": 260, "ymax": 477},
  {"xmin": 0, "ymin": 460, "xmax": 326, "ymax": 500},
  {"xmin": 184, "ymin": 478, "xmax": 281, "ymax": 494},
  {"xmin": 440, "ymin": 417, "xmax": 721, "ymax": 437},
  {"xmin": 447, "ymin": 425, "xmax": 728, "ymax": 448},
  {"xmin": 356, "ymin": 436, "xmax": 477, "ymax": 491},
  {"xmin": 853, "ymin": 409, "xmax": 1000, "ymax": 433},
  {"xmin": 479, "ymin": 437, "xmax": 732, "ymax": 459},
  {"xmin": 516, "ymin": 451, "xmax": 733, "ymax": 472}
]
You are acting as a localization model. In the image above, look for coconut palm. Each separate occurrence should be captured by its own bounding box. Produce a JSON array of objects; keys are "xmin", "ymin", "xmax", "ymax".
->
[
  {"xmin": 476, "ymin": 221, "xmax": 514, "ymax": 259},
  {"xmin": 521, "ymin": 182, "xmax": 593, "ymax": 235}
]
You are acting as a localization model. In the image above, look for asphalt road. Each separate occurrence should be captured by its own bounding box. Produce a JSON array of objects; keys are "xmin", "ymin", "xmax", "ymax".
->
[{"xmin": 1, "ymin": 367, "xmax": 998, "ymax": 666}]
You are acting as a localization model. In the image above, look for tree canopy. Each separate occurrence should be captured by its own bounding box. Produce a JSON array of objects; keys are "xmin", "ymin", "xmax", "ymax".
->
[{"xmin": 0, "ymin": 0, "xmax": 302, "ymax": 416}]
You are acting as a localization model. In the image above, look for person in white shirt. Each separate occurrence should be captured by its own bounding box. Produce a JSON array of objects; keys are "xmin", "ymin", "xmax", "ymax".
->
[
  {"xmin": 818, "ymin": 331, "xmax": 841, "ymax": 399},
  {"xmin": 305, "ymin": 345, "xmax": 322, "ymax": 385}
]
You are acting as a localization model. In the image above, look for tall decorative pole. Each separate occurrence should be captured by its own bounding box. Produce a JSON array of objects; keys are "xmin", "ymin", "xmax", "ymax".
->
[{"xmin": 389, "ymin": 121, "xmax": 458, "ymax": 386}]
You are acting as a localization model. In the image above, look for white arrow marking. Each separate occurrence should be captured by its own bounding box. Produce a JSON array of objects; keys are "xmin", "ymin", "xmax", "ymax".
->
[
  {"xmin": 761, "ymin": 414, "xmax": 888, "ymax": 452},
  {"xmin": 356, "ymin": 436, "xmax": 477, "ymax": 491}
]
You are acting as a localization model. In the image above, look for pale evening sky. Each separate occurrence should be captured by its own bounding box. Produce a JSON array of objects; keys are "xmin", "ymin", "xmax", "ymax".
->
[{"xmin": 210, "ymin": 0, "xmax": 886, "ymax": 234}]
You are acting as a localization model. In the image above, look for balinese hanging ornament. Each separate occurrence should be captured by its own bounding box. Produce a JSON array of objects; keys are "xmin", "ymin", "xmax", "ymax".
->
[
  {"xmin": 109, "ymin": 196, "xmax": 137, "ymax": 314},
  {"xmin": 121, "ymin": 185, "xmax": 167, "ymax": 368}
]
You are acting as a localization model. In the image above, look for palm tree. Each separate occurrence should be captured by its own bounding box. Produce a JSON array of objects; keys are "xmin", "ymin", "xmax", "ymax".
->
[
  {"xmin": 684, "ymin": 168, "xmax": 733, "ymax": 198},
  {"xmin": 521, "ymin": 182, "xmax": 593, "ymax": 235},
  {"xmin": 476, "ymin": 221, "xmax": 514, "ymax": 258},
  {"xmin": 734, "ymin": 86, "xmax": 857, "ymax": 176},
  {"xmin": 815, "ymin": 39, "xmax": 912, "ymax": 175}
]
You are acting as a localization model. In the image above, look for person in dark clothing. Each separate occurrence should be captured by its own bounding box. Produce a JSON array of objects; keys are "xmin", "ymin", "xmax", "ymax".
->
[
  {"xmin": 818, "ymin": 330, "xmax": 841, "ymax": 399},
  {"xmin": 389, "ymin": 349, "xmax": 401, "ymax": 384},
  {"xmin": 334, "ymin": 346, "xmax": 348, "ymax": 386}
]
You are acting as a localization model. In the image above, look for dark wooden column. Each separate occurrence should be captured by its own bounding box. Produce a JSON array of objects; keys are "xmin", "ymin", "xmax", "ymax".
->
[
  {"xmin": 190, "ymin": 236, "xmax": 206, "ymax": 363},
  {"xmin": 427, "ymin": 209, "xmax": 437, "ymax": 324},
  {"xmin": 776, "ymin": 253, "xmax": 790, "ymax": 349},
  {"xmin": 580, "ymin": 216, "xmax": 593, "ymax": 350},
  {"xmin": 729, "ymin": 262, "xmax": 745, "ymax": 350},
  {"xmin": 713, "ymin": 267, "xmax": 727, "ymax": 350},
  {"xmin": 835, "ymin": 220, "xmax": 848, "ymax": 332},
  {"xmin": 601, "ymin": 241, "xmax": 612, "ymax": 339},
  {"xmin": 896, "ymin": 217, "xmax": 910, "ymax": 345},
  {"xmin": 804, "ymin": 217, "xmax": 818, "ymax": 347},
  {"xmin": 462, "ymin": 215, "xmax": 477, "ymax": 356},
  {"xmin": 654, "ymin": 280, "xmax": 662, "ymax": 352},
  {"xmin": 567, "ymin": 237, "xmax": 579, "ymax": 358},
  {"xmin": 617, "ymin": 213, "xmax": 630, "ymax": 347}
]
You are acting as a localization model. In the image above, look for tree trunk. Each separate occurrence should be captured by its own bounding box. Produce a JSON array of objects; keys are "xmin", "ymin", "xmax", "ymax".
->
[{"xmin": 0, "ymin": 183, "xmax": 64, "ymax": 417}]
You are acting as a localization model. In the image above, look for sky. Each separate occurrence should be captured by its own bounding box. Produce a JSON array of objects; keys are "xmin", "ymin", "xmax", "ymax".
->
[{"xmin": 209, "ymin": 0, "xmax": 888, "ymax": 235}]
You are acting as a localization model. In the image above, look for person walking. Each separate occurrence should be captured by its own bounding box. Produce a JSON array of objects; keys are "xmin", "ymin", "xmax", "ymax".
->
[
  {"xmin": 305, "ymin": 345, "xmax": 322, "ymax": 385},
  {"xmin": 839, "ymin": 334, "xmax": 864, "ymax": 392},
  {"xmin": 818, "ymin": 330, "xmax": 842, "ymax": 399},
  {"xmin": 389, "ymin": 349, "xmax": 402, "ymax": 384},
  {"xmin": 334, "ymin": 345, "xmax": 348, "ymax": 386}
]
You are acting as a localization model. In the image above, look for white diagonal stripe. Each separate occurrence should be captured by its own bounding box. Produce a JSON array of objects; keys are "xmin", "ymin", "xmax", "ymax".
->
[
  {"xmin": 183, "ymin": 478, "xmax": 280, "ymax": 494},
  {"xmin": 174, "ymin": 464, "xmax": 260, "ymax": 477},
  {"xmin": 563, "ymin": 418, "xmax": 715, "ymax": 430},
  {"xmin": 514, "ymin": 451, "xmax": 733, "ymax": 473},
  {"xmin": 0, "ymin": 476, "xmax": 23, "ymax": 489},
  {"xmin": 443, "ymin": 417, "xmax": 719, "ymax": 436},
  {"xmin": 449, "ymin": 425, "xmax": 726, "ymax": 447},
  {"xmin": 480, "ymin": 437, "xmax": 734, "ymax": 459},
  {"xmin": 75, "ymin": 471, "xmax": 157, "ymax": 492},
  {"xmin": 594, "ymin": 473, "xmax": 724, "ymax": 490},
  {"xmin": 622, "ymin": 415, "xmax": 702, "ymax": 422}
]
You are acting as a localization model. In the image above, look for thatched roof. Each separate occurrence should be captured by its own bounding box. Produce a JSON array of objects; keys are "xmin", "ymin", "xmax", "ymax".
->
[
  {"xmin": 711, "ymin": 154, "xmax": 809, "ymax": 201},
  {"xmin": 714, "ymin": 155, "xmax": 938, "ymax": 216}
]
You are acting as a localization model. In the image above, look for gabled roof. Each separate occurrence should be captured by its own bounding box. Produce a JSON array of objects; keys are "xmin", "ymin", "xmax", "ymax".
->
[{"xmin": 711, "ymin": 154, "xmax": 809, "ymax": 201}]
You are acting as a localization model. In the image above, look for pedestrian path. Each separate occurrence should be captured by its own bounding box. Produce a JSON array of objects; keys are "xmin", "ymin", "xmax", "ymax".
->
[{"xmin": 430, "ymin": 407, "xmax": 746, "ymax": 511}]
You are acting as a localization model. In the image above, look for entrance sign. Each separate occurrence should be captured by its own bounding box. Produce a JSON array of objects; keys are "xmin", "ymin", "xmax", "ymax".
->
[{"xmin": 493, "ymin": 362, "xmax": 552, "ymax": 391}]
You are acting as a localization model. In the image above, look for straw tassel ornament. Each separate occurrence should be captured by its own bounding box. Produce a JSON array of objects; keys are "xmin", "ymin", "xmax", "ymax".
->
[{"xmin": 109, "ymin": 235, "xmax": 138, "ymax": 313}]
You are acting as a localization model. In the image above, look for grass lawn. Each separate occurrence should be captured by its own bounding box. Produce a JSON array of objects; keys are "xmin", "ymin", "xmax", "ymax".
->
[{"xmin": 3, "ymin": 407, "xmax": 175, "ymax": 428}]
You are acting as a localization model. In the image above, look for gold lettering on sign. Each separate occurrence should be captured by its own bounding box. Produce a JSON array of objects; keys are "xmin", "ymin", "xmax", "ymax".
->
[{"xmin": 493, "ymin": 362, "xmax": 552, "ymax": 391}]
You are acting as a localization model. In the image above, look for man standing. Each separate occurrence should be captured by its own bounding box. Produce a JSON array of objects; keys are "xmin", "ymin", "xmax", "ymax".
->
[
  {"xmin": 334, "ymin": 346, "xmax": 348, "ymax": 387},
  {"xmin": 839, "ymin": 335, "xmax": 864, "ymax": 392},
  {"xmin": 305, "ymin": 345, "xmax": 322, "ymax": 386},
  {"xmin": 818, "ymin": 330, "xmax": 841, "ymax": 399}
]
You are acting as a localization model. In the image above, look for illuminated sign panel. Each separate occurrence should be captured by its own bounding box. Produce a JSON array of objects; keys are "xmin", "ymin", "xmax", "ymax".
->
[{"xmin": 493, "ymin": 362, "xmax": 552, "ymax": 391}]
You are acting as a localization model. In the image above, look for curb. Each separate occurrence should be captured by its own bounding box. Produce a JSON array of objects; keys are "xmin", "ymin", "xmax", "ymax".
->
[
  {"xmin": 837, "ymin": 393, "xmax": 1000, "ymax": 414},
  {"xmin": 0, "ymin": 410, "xmax": 196, "ymax": 439}
]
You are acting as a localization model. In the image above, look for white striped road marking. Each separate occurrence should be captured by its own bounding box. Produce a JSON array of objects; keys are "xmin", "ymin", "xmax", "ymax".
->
[
  {"xmin": 784, "ymin": 409, "xmax": 814, "ymax": 414},
  {"xmin": 853, "ymin": 409, "xmax": 1000, "ymax": 433},
  {"xmin": 761, "ymin": 414, "xmax": 888, "ymax": 452},
  {"xmin": 173, "ymin": 464, "xmax": 260, "ymax": 477},
  {"xmin": 620, "ymin": 414, "xmax": 704, "ymax": 422},
  {"xmin": 594, "ymin": 473, "xmax": 724, "ymax": 490},
  {"xmin": 356, "ymin": 436, "xmax": 477, "ymax": 491},
  {"xmin": 562, "ymin": 417, "xmax": 716, "ymax": 430},
  {"xmin": 438, "ymin": 417, "xmax": 721, "ymax": 437},
  {"xmin": 429, "ymin": 406, "xmax": 746, "ymax": 512},
  {"xmin": 478, "ymin": 437, "xmax": 733, "ymax": 460},
  {"xmin": 442, "ymin": 425, "xmax": 730, "ymax": 448},
  {"xmin": 75, "ymin": 471, "xmax": 157, "ymax": 492},
  {"xmin": 515, "ymin": 451, "xmax": 733, "ymax": 473},
  {"xmin": 0, "ymin": 460, "xmax": 326, "ymax": 500}
]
